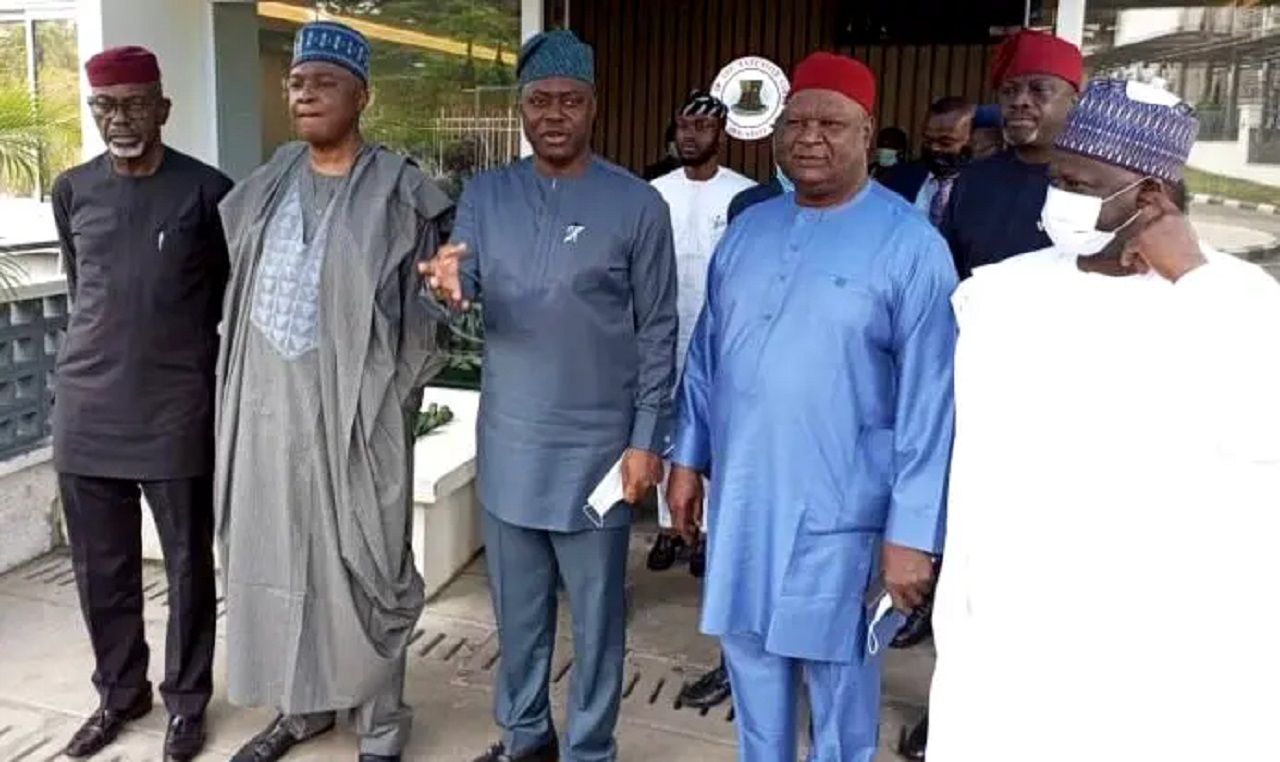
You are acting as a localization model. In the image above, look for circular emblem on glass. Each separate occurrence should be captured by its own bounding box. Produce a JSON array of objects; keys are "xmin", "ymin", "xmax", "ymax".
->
[{"xmin": 710, "ymin": 56, "xmax": 791, "ymax": 141}]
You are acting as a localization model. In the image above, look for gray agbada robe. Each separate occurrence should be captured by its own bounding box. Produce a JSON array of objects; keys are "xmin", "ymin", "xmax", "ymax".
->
[{"xmin": 214, "ymin": 142, "xmax": 452, "ymax": 713}]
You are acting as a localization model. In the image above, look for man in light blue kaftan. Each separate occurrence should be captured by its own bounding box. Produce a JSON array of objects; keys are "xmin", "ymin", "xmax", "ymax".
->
[
  {"xmin": 667, "ymin": 52, "xmax": 956, "ymax": 762},
  {"xmin": 423, "ymin": 30, "xmax": 677, "ymax": 762}
]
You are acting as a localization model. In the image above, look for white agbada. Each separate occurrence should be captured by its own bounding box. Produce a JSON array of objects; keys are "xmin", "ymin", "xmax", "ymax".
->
[
  {"xmin": 650, "ymin": 165, "xmax": 754, "ymax": 529},
  {"xmin": 929, "ymin": 246, "xmax": 1280, "ymax": 762}
]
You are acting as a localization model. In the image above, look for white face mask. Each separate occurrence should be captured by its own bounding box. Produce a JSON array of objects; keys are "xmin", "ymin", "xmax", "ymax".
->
[
  {"xmin": 875, "ymin": 148, "xmax": 899, "ymax": 167},
  {"xmin": 1039, "ymin": 180, "xmax": 1145, "ymax": 256}
]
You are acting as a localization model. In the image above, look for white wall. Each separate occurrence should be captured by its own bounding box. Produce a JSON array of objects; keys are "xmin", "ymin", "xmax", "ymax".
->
[
  {"xmin": 74, "ymin": 0, "xmax": 260, "ymax": 177},
  {"xmin": 1114, "ymin": 8, "xmax": 1184, "ymax": 47},
  {"xmin": 1189, "ymin": 142, "xmax": 1280, "ymax": 188}
]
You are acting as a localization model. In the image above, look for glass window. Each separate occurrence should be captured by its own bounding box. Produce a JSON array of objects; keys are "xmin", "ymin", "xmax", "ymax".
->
[
  {"xmin": 33, "ymin": 18, "xmax": 80, "ymax": 197},
  {"xmin": 1080, "ymin": 1, "xmax": 1280, "ymax": 209},
  {"xmin": 259, "ymin": 0, "xmax": 521, "ymax": 196},
  {"xmin": 0, "ymin": 21, "xmax": 32, "ymax": 195},
  {"xmin": 258, "ymin": 1, "xmax": 522, "ymax": 390},
  {"xmin": 0, "ymin": 21, "xmax": 26, "ymax": 88}
]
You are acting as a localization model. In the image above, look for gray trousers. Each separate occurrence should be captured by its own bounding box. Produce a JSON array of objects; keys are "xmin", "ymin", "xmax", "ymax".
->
[
  {"xmin": 482, "ymin": 510, "xmax": 630, "ymax": 762},
  {"xmin": 283, "ymin": 654, "xmax": 410, "ymax": 755}
]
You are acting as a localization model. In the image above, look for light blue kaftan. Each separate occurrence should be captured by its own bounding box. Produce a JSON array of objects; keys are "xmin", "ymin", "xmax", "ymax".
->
[{"xmin": 671, "ymin": 181, "xmax": 956, "ymax": 760}]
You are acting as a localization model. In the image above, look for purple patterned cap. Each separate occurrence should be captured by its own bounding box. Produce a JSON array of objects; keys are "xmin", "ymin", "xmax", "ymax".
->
[{"xmin": 1055, "ymin": 78, "xmax": 1199, "ymax": 182}]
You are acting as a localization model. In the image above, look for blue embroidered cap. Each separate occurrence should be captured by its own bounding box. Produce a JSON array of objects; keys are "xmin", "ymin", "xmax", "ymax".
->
[
  {"xmin": 1055, "ymin": 78, "xmax": 1199, "ymax": 183},
  {"xmin": 973, "ymin": 103, "xmax": 1002, "ymax": 129},
  {"xmin": 517, "ymin": 29, "xmax": 594, "ymax": 87},
  {"xmin": 292, "ymin": 20, "xmax": 371, "ymax": 83}
]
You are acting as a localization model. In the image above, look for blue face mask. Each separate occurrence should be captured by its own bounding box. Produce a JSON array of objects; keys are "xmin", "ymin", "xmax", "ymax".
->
[{"xmin": 775, "ymin": 164, "xmax": 794, "ymax": 193}]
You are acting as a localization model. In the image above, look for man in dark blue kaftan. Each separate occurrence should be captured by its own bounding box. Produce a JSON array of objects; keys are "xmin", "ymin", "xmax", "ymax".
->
[{"xmin": 423, "ymin": 30, "xmax": 678, "ymax": 762}]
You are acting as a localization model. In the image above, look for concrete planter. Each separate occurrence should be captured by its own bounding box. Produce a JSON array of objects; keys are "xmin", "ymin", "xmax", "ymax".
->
[{"xmin": 0, "ymin": 446, "xmax": 61, "ymax": 575}]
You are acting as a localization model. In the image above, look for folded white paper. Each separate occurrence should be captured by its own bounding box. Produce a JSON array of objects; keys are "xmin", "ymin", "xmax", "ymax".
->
[{"xmin": 583, "ymin": 457, "xmax": 625, "ymax": 527}]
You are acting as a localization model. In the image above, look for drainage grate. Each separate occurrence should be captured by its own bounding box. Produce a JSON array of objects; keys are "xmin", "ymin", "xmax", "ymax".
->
[
  {"xmin": 443, "ymin": 627, "xmax": 737, "ymax": 742},
  {"xmin": 6, "ymin": 551, "xmax": 225, "ymax": 621}
]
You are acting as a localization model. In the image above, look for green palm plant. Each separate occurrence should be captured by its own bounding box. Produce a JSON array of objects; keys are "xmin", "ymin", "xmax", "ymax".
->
[{"xmin": 0, "ymin": 84, "xmax": 77, "ymax": 294}]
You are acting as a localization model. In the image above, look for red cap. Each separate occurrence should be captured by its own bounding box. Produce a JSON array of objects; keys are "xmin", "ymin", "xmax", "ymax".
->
[
  {"xmin": 789, "ymin": 52, "xmax": 876, "ymax": 115},
  {"xmin": 989, "ymin": 29, "xmax": 1082, "ymax": 90},
  {"xmin": 85, "ymin": 46, "xmax": 161, "ymax": 87}
]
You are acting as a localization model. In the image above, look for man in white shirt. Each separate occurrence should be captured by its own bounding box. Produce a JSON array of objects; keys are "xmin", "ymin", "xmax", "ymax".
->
[
  {"xmin": 647, "ymin": 90, "xmax": 754, "ymax": 574},
  {"xmin": 929, "ymin": 78, "xmax": 1280, "ymax": 762}
]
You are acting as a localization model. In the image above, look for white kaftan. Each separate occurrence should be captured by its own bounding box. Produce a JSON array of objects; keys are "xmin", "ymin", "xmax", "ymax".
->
[
  {"xmin": 650, "ymin": 165, "xmax": 753, "ymax": 530},
  {"xmin": 929, "ymin": 246, "xmax": 1280, "ymax": 762}
]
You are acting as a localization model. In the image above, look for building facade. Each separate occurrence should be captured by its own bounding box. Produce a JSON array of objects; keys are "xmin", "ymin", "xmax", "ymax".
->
[{"xmin": 4, "ymin": 1, "xmax": 1279, "ymax": 190}]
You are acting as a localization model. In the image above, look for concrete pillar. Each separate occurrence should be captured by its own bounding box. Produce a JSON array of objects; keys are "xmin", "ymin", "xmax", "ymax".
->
[
  {"xmin": 75, "ymin": 0, "xmax": 261, "ymax": 179},
  {"xmin": 518, "ymin": 0, "xmax": 544, "ymax": 157},
  {"xmin": 1055, "ymin": 0, "xmax": 1087, "ymax": 48}
]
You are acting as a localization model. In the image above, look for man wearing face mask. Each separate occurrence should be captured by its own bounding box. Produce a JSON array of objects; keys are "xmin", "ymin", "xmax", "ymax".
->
[
  {"xmin": 941, "ymin": 29, "xmax": 1083, "ymax": 279},
  {"xmin": 881, "ymin": 96, "xmax": 975, "ymax": 226},
  {"xmin": 927, "ymin": 78, "xmax": 1280, "ymax": 762},
  {"xmin": 870, "ymin": 126, "xmax": 909, "ymax": 178}
]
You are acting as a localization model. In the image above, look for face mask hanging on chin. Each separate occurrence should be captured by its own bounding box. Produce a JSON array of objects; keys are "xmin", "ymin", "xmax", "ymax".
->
[
  {"xmin": 874, "ymin": 148, "xmax": 899, "ymax": 167},
  {"xmin": 1039, "ymin": 179, "xmax": 1148, "ymax": 256}
]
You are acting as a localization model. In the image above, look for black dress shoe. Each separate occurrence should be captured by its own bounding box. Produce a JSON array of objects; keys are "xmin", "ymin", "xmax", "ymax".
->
[
  {"xmin": 358, "ymin": 755, "xmax": 401, "ymax": 762},
  {"xmin": 165, "ymin": 714, "xmax": 206, "ymax": 761},
  {"xmin": 472, "ymin": 740, "xmax": 559, "ymax": 761},
  {"xmin": 64, "ymin": 691, "xmax": 153, "ymax": 758},
  {"xmin": 898, "ymin": 714, "xmax": 928, "ymax": 761},
  {"xmin": 647, "ymin": 534, "xmax": 686, "ymax": 571},
  {"xmin": 688, "ymin": 538, "xmax": 706, "ymax": 578},
  {"xmin": 231, "ymin": 715, "xmax": 331, "ymax": 762},
  {"xmin": 677, "ymin": 661, "xmax": 731, "ymax": 709},
  {"xmin": 890, "ymin": 604, "xmax": 933, "ymax": 649}
]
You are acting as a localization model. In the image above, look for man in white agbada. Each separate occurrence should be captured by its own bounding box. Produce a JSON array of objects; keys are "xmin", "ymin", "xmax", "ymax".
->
[
  {"xmin": 929, "ymin": 78, "xmax": 1280, "ymax": 762},
  {"xmin": 647, "ymin": 89, "xmax": 753, "ymax": 575}
]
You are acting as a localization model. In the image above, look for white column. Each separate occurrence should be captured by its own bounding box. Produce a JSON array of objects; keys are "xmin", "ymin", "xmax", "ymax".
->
[
  {"xmin": 1055, "ymin": 0, "xmax": 1087, "ymax": 48},
  {"xmin": 74, "ymin": 0, "xmax": 261, "ymax": 178},
  {"xmin": 518, "ymin": 0, "xmax": 544, "ymax": 157}
]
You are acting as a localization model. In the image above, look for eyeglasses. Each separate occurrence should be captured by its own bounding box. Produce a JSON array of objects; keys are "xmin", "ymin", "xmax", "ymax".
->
[
  {"xmin": 87, "ymin": 95, "xmax": 157, "ymax": 119},
  {"xmin": 997, "ymin": 78, "xmax": 1067, "ymax": 104}
]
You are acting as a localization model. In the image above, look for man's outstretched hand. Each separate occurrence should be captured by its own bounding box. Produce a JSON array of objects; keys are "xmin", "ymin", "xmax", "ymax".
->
[{"xmin": 418, "ymin": 241, "xmax": 470, "ymax": 310}]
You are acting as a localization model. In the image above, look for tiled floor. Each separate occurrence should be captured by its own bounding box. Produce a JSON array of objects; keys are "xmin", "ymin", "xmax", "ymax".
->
[{"xmin": 0, "ymin": 525, "xmax": 933, "ymax": 761}]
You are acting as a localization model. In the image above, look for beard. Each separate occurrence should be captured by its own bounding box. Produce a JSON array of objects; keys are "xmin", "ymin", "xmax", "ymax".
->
[
  {"xmin": 678, "ymin": 144, "xmax": 719, "ymax": 167},
  {"xmin": 107, "ymin": 141, "xmax": 147, "ymax": 159},
  {"xmin": 1003, "ymin": 126, "xmax": 1039, "ymax": 147}
]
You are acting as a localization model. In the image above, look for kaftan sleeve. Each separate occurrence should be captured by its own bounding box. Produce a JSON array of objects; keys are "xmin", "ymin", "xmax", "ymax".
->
[
  {"xmin": 669, "ymin": 244, "xmax": 720, "ymax": 473},
  {"xmin": 1171, "ymin": 261, "xmax": 1280, "ymax": 468},
  {"xmin": 51, "ymin": 174, "xmax": 77, "ymax": 304},
  {"xmin": 884, "ymin": 232, "xmax": 959, "ymax": 555},
  {"xmin": 446, "ymin": 178, "xmax": 482, "ymax": 301},
  {"xmin": 402, "ymin": 208, "xmax": 453, "ymax": 388},
  {"xmin": 627, "ymin": 196, "xmax": 679, "ymax": 455},
  {"xmin": 419, "ymin": 179, "xmax": 479, "ymax": 328}
]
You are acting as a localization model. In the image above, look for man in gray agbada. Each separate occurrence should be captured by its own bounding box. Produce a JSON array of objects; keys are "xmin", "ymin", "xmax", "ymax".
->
[
  {"xmin": 422, "ymin": 29, "xmax": 678, "ymax": 762},
  {"xmin": 214, "ymin": 21, "xmax": 452, "ymax": 762}
]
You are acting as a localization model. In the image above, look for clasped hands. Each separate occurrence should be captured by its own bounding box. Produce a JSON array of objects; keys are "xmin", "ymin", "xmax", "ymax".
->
[{"xmin": 419, "ymin": 241, "xmax": 470, "ymax": 310}]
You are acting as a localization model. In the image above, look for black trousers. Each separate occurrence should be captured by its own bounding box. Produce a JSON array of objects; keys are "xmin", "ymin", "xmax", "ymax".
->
[{"xmin": 58, "ymin": 474, "xmax": 217, "ymax": 718}]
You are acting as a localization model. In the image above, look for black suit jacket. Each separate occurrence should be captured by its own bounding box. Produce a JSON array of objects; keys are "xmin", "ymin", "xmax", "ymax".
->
[
  {"xmin": 727, "ymin": 176, "xmax": 785, "ymax": 222},
  {"xmin": 877, "ymin": 160, "xmax": 931, "ymax": 204}
]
